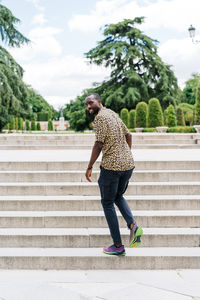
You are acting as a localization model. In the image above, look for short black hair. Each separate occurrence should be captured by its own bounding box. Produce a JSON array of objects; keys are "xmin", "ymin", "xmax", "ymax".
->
[{"xmin": 86, "ymin": 93, "xmax": 100, "ymax": 100}]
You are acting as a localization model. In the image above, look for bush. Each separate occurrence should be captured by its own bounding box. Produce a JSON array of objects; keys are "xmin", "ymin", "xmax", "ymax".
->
[
  {"xmin": 129, "ymin": 109, "xmax": 136, "ymax": 128},
  {"xmin": 36, "ymin": 122, "xmax": 41, "ymax": 131},
  {"xmin": 167, "ymin": 126, "xmax": 196, "ymax": 133},
  {"xmin": 48, "ymin": 120, "xmax": 53, "ymax": 131},
  {"xmin": 10, "ymin": 118, "xmax": 15, "ymax": 130},
  {"xmin": 25, "ymin": 120, "xmax": 30, "ymax": 131},
  {"xmin": 31, "ymin": 121, "xmax": 36, "ymax": 131},
  {"xmin": 18, "ymin": 118, "xmax": 24, "ymax": 130},
  {"xmin": 195, "ymin": 82, "xmax": 200, "ymax": 124},
  {"xmin": 165, "ymin": 105, "xmax": 177, "ymax": 127},
  {"xmin": 136, "ymin": 102, "xmax": 148, "ymax": 128},
  {"xmin": 148, "ymin": 98, "xmax": 163, "ymax": 127},
  {"xmin": 176, "ymin": 107, "xmax": 185, "ymax": 126},
  {"xmin": 120, "ymin": 108, "xmax": 129, "ymax": 127},
  {"xmin": 142, "ymin": 128, "xmax": 157, "ymax": 132}
]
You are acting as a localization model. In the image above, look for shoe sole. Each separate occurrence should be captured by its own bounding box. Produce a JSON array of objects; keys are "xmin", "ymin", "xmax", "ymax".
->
[
  {"xmin": 103, "ymin": 250, "xmax": 126, "ymax": 256},
  {"xmin": 129, "ymin": 227, "xmax": 143, "ymax": 248}
]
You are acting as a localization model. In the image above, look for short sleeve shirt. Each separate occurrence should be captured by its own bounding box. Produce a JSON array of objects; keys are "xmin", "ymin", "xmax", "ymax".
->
[{"xmin": 93, "ymin": 107, "xmax": 134, "ymax": 171}]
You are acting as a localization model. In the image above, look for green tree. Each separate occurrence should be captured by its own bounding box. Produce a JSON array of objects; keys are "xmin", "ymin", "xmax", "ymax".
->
[
  {"xmin": 129, "ymin": 109, "xmax": 136, "ymax": 128},
  {"xmin": 0, "ymin": 4, "xmax": 30, "ymax": 131},
  {"xmin": 120, "ymin": 108, "xmax": 129, "ymax": 127},
  {"xmin": 176, "ymin": 107, "xmax": 185, "ymax": 126},
  {"xmin": 136, "ymin": 102, "xmax": 148, "ymax": 128},
  {"xmin": 166, "ymin": 104, "xmax": 177, "ymax": 127},
  {"xmin": 86, "ymin": 18, "xmax": 179, "ymax": 112},
  {"xmin": 148, "ymin": 98, "xmax": 163, "ymax": 127},
  {"xmin": 195, "ymin": 82, "xmax": 200, "ymax": 124},
  {"xmin": 181, "ymin": 73, "xmax": 200, "ymax": 105}
]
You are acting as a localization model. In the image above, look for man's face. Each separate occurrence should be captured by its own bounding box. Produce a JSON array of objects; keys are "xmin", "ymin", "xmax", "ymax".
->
[{"xmin": 85, "ymin": 96, "xmax": 101, "ymax": 115}]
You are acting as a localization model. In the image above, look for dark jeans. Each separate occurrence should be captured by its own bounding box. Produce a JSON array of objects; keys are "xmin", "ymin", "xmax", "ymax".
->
[{"xmin": 98, "ymin": 166, "xmax": 135, "ymax": 245}]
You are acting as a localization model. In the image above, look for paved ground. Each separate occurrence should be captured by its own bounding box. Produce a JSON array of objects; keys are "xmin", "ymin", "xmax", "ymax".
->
[{"xmin": 0, "ymin": 270, "xmax": 199, "ymax": 300}]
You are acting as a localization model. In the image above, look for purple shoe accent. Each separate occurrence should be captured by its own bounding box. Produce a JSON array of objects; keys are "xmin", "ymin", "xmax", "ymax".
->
[{"xmin": 103, "ymin": 245, "xmax": 126, "ymax": 256}]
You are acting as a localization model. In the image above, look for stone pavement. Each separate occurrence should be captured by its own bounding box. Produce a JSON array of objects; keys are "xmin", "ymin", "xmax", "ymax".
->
[{"xmin": 0, "ymin": 270, "xmax": 199, "ymax": 300}]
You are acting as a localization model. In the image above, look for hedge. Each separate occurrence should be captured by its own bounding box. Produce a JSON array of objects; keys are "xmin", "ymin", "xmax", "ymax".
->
[
  {"xmin": 167, "ymin": 126, "xmax": 196, "ymax": 133},
  {"xmin": 129, "ymin": 109, "xmax": 136, "ymax": 128},
  {"xmin": 148, "ymin": 98, "xmax": 163, "ymax": 127},
  {"xmin": 136, "ymin": 102, "xmax": 148, "ymax": 127},
  {"xmin": 120, "ymin": 108, "xmax": 129, "ymax": 127}
]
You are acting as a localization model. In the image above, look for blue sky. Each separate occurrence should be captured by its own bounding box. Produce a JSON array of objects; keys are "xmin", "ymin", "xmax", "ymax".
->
[{"xmin": 2, "ymin": 0, "xmax": 200, "ymax": 109}]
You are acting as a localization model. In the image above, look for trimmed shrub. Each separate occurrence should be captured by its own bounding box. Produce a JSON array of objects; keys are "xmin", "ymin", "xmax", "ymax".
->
[
  {"xmin": 129, "ymin": 109, "xmax": 136, "ymax": 128},
  {"xmin": 120, "ymin": 108, "xmax": 129, "ymax": 127},
  {"xmin": 165, "ymin": 105, "xmax": 177, "ymax": 127},
  {"xmin": 36, "ymin": 122, "xmax": 41, "ymax": 131},
  {"xmin": 10, "ymin": 118, "xmax": 15, "ymax": 130},
  {"xmin": 136, "ymin": 102, "xmax": 148, "ymax": 128},
  {"xmin": 142, "ymin": 128, "xmax": 157, "ymax": 132},
  {"xmin": 25, "ymin": 120, "xmax": 30, "ymax": 131},
  {"xmin": 167, "ymin": 126, "xmax": 196, "ymax": 133},
  {"xmin": 31, "ymin": 121, "xmax": 36, "ymax": 131},
  {"xmin": 18, "ymin": 118, "xmax": 24, "ymax": 130},
  {"xmin": 48, "ymin": 120, "xmax": 53, "ymax": 131},
  {"xmin": 185, "ymin": 110, "xmax": 194, "ymax": 126},
  {"xmin": 148, "ymin": 98, "xmax": 163, "ymax": 127},
  {"xmin": 195, "ymin": 82, "xmax": 200, "ymax": 124},
  {"xmin": 176, "ymin": 107, "xmax": 185, "ymax": 126}
]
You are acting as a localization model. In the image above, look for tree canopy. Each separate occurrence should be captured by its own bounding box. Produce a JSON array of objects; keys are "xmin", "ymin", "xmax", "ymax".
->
[
  {"xmin": 181, "ymin": 73, "xmax": 200, "ymax": 105},
  {"xmin": 85, "ymin": 17, "xmax": 179, "ymax": 111},
  {"xmin": 0, "ymin": 4, "xmax": 31, "ymax": 131}
]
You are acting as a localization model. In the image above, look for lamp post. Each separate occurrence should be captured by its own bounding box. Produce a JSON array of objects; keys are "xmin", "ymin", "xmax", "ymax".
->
[{"xmin": 188, "ymin": 25, "xmax": 200, "ymax": 44}]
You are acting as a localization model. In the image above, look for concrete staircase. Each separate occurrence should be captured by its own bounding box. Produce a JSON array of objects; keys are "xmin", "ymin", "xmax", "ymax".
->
[
  {"xmin": 0, "ymin": 134, "xmax": 199, "ymax": 269},
  {"xmin": 0, "ymin": 132, "xmax": 200, "ymax": 149}
]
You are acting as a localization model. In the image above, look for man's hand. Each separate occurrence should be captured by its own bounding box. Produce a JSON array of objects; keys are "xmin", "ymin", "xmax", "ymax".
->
[{"xmin": 85, "ymin": 168, "xmax": 92, "ymax": 182}]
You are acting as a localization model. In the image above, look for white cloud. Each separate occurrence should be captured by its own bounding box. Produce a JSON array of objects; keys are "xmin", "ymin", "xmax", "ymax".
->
[
  {"xmin": 22, "ymin": 56, "xmax": 109, "ymax": 109},
  {"xmin": 159, "ymin": 37, "xmax": 200, "ymax": 87},
  {"xmin": 25, "ymin": 0, "xmax": 44, "ymax": 11},
  {"xmin": 32, "ymin": 13, "xmax": 47, "ymax": 26},
  {"xmin": 9, "ymin": 26, "xmax": 63, "ymax": 61},
  {"xmin": 68, "ymin": 0, "xmax": 200, "ymax": 34}
]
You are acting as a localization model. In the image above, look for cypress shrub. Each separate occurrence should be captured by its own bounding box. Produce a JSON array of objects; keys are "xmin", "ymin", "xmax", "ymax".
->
[
  {"xmin": 14, "ymin": 118, "xmax": 18, "ymax": 131},
  {"xmin": 195, "ymin": 82, "xmax": 200, "ymax": 124},
  {"xmin": 166, "ymin": 105, "xmax": 177, "ymax": 127},
  {"xmin": 25, "ymin": 120, "xmax": 30, "ymax": 131},
  {"xmin": 48, "ymin": 120, "xmax": 53, "ymax": 131},
  {"xmin": 136, "ymin": 102, "xmax": 148, "ymax": 128},
  {"xmin": 148, "ymin": 98, "xmax": 164, "ymax": 127},
  {"xmin": 10, "ymin": 118, "xmax": 15, "ymax": 130},
  {"xmin": 176, "ymin": 107, "xmax": 185, "ymax": 126},
  {"xmin": 31, "ymin": 121, "xmax": 36, "ymax": 131},
  {"xmin": 36, "ymin": 122, "xmax": 41, "ymax": 131},
  {"xmin": 18, "ymin": 118, "xmax": 24, "ymax": 130},
  {"xmin": 120, "ymin": 108, "xmax": 129, "ymax": 127},
  {"xmin": 129, "ymin": 109, "xmax": 136, "ymax": 128}
]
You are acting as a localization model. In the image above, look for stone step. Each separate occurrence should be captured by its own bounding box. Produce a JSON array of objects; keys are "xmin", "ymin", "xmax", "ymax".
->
[
  {"xmin": 0, "ymin": 133, "xmax": 197, "ymax": 141},
  {"xmin": 0, "ymin": 182, "xmax": 200, "ymax": 196},
  {"xmin": 1, "ymin": 144, "xmax": 200, "ymax": 150},
  {"xmin": 0, "ymin": 195, "xmax": 200, "ymax": 211},
  {"xmin": 1, "ymin": 160, "xmax": 200, "ymax": 171},
  {"xmin": 0, "ymin": 247, "xmax": 199, "ymax": 269},
  {"xmin": 0, "ymin": 228, "xmax": 199, "ymax": 248},
  {"xmin": 0, "ymin": 211, "xmax": 199, "ymax": 228},
  {"xmin": 0, "ymin": 138, "xmax": 197, "ymax": 145},
  {"xmin": 1, "ymin": 170, "xmax": 200, "ymax": 182}
]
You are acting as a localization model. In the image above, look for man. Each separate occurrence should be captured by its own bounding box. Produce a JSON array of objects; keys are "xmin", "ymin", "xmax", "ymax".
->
[{"xmin": 85, "ymin": 93, "xmax": 143, "ymax": 256}]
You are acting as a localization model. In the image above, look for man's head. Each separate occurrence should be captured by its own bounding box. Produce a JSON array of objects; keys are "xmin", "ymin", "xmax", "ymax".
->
[{"xmin": 85, "ymin": 93, "xmax": 102, "ymax": 115}]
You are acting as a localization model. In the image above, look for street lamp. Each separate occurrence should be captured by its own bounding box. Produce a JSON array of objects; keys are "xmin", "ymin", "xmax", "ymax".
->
[{"xmin": 188, "ymin": 25, "xmax": 200, "ymax": 44}]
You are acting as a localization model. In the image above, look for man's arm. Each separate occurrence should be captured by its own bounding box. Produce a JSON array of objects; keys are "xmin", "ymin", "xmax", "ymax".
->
[
  {"xmin": 125, "ymin": 132, "xmax": 132, "ymax": 149},
  {"xmin": 85, "ymin": 141, "xmax": 103, "ymax": 182}
]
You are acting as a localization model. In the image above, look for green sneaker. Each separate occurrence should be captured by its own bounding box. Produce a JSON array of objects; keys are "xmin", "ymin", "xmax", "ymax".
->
[{"xmin": 129, "ymin": 227, "xmax": 143, "ymax": 248}]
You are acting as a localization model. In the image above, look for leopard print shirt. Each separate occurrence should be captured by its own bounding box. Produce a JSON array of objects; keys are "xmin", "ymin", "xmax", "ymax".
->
[{"xmin": 93, "ymin": 107, "xmax": 134, "ymax": 171}]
